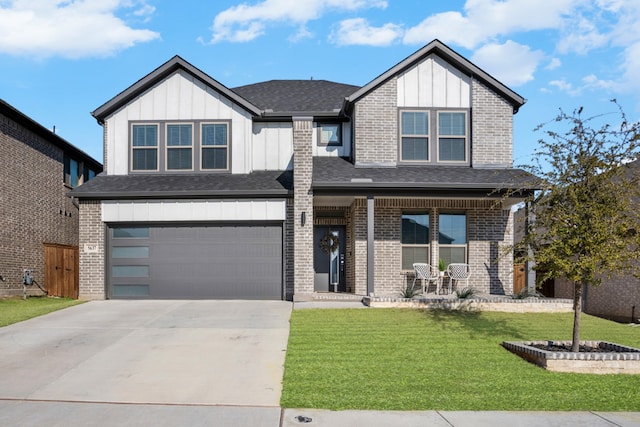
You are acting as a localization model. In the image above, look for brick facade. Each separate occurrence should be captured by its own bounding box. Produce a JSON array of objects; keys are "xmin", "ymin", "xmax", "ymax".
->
[
  {"xmin": 293, "ymin": 118, "xmax": 314, "ymax": 299},
  {"xmin": 0, "ymin": 111, "xmax": 82, "ymax": 296},
  {"xmin": 471, "ymin": 79, "xmax": 514, "ymax": 167},
  {"xmin": 353, "ymin": 78, "xmax": 398, "ymax": 165},
  {"xmin": 344, "ymin": 198, "xmax": 514, "ymax": 297},
  {"xmin": 78, "ymin": 200, "xmax": 105, "ymax": 300}
]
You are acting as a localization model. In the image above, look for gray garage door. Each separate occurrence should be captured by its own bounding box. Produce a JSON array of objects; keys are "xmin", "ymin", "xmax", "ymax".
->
[{"xmin": 108, "ymin": 224, "xmax": 283, "ymax": 299}]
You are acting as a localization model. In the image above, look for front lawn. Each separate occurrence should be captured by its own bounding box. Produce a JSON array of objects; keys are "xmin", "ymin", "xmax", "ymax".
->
[
  {"xmin": 281, "ymin": 309, "xmax": 640, "ymax": 411},
  {"xmin": 0, "ymin": 297, "xmax": 83, "ymax": 327}
]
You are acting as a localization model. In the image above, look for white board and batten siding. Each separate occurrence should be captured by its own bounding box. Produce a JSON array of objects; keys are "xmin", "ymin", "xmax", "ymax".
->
[
  {"xmin": 312, "ymin": 122, "xmax": 351, "ymax": 158},
  {"xmin": 252, "ymin": 122, "xmax": 293, "ymax": 170},
  {"xmin": 105, "ymin": 70, "xmax": 255, "ymax": 175},
  {"xmin": 102, "ymin": 199, "xmax": 287, "ymax": 222},
  {"xmin": 397, "ymin": 54, "xmax": 471, "ymax": 108}
]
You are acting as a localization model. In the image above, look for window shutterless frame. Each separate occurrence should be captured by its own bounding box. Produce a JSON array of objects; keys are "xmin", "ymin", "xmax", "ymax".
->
[
  {"xmin": 201, "ymin": 122, "xmax": 229, "ymax": 171},
  {"xmin": 165, "ymin": 123, "xmax": 194, "ymax": 171},
  {"xmin": 401, "ymin": 212, "xmax": 430, "ymax": 271},
  {"xmin": 130, "ymin": 123, "xmax": 159, "ymax": 172},
  {"xmin": 437, "ymin": 212, "xmax": 468, "ymax": 265},
  {"xmin": 317, "ymin": 123, "xmax": 342, "ymax": 147},
  {"xmin": 399, "ymin": 110, "xmax": 430, "ymax": 162},
  {"xmin": 437, "ymin": 110, "xmax": 468, "ymax": 163}
]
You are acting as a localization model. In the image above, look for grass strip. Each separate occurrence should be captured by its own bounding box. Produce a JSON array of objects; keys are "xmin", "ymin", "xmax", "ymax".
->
[
  {"xmin": 0, "ymin": 297, "xmax": 83, "ymax": 327},
  {"xmin": 281, "ymin": 309, "xmax": 640, "ymax": 411}
]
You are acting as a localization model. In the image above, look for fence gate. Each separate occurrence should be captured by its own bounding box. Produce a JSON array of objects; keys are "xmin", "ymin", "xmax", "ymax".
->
[
  {"xmin": 513, "ymin": 263, "xmax": 526, "ymax": 295},
  {"xmin": 44, "ymin": 244, "xmax": 79, "ymax": 298}
]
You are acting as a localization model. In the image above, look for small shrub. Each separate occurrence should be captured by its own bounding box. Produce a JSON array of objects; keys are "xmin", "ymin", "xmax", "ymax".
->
[
  {"xmin": 512, "ymin": 289, "xmax": 542, "ymax": 299},
  {"xmin": 455, "ymin": 287, "xmax": 476, "ymax": 299},
  {"xmin": 400, "ymin": 282, "xmax": 421, "ymax": 299}
]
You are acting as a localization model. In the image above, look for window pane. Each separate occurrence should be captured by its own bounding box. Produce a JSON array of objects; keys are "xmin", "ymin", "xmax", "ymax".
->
[
  {"xmin": 320, "ymin": 124, "xmax": 340, "ymax": 145},
  {"xmin": 69, "ymin": 158, "xmax": 79, "ymax": 187},
  {"xmin": 439, "ymin": 138, "xmax": 466, "ymax": 161},
  {"xmin": 402, "ymin": 214, "xmax": 430, "ymax": 244},
  {"xmin": 401, "ymin": 112, "xmax": 428, "ymax": 135},
  {"xmin": 402, "ymin": 247, "xmax": 429, "ymax": 270},
  {"xmin": 112, "ymin": 266, "xmax": 149, "ymax": 277},
  {"xmin": 167, "ymin": 124, "xmax": 192, "ymax": 146},
  {"xmin": 112, "ymin": 246, "xmax": 149, "ymax": 258},
  {"xmin": 112, "ymin": 285, "xmax": 149, "ymax": 297},
  {"xmin": 439, "ymin": 247, "xmax": 466, "ymax": 265},
  {"xmin": 113, "ymin": 227, "xmax": 149, "ymax": 238},
  {"xmin": 439, "ymin": 112, "xmax": 466, "ymax": 136},
  {"xmin": 202, "ymin": 124, "xmax": 227, "ymax": 146},
  {"xmin": 132, "ymin": 148, "xmax": 158, "ymax": 170},
  {"xmin": 402, "ymin": 137, "xmax": 429, "ymax": 161},
  {"xmin": 439, "ymin": 213, "xmax": 466, "ymax": 244},
  {"xmin": 133, "ymin": 125, "xmax": 157, "ymax": 147},
  {"xmin": 167, "ymin": 148, "xmax": 192, "ymax": 169},
  {"xmin": 202, "ymin": 147, "xmax": 227, "ymax": 169}
]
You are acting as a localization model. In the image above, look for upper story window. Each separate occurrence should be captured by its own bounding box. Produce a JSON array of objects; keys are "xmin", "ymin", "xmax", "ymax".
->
[
  {"xmin": 399, "ymin": 109, "xmax": 468, "ymax": 164},
  {"xmin": 400, "ymin": 111, "xmax": 429, "ymax": 161},
  {"xmin": 64, "ymin": 155, "xmax": 98, "ymax": 187},
  {"xmin": 438, "ymin": 112, "xmax": 467, "ymax": 162},
  {"xmin": 318, "ymin": 123, "xmax": 341, "ymax": 146},
  {"xmin": 166, "ymin": 124, "xmax": 193, "ymax": 170},
  {"xmin": 130, "ymin": 120, "xmax": 229, "ymax": 173},
  {"xmin": 201, "ymin": 123, "xmax": 228, "ymax": 170},
  {"xmin": 132, "ymin": 124, "xmax": 158, "ymax": 171}
]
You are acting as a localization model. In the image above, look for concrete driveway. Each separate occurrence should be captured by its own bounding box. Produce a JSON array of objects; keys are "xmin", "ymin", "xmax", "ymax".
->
[{"xmin": 0, "ymin": 300, "xmax": 291, "ymax": 407}]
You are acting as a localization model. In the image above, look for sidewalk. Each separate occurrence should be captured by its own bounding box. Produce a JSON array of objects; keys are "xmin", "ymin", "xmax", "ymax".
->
[{"xmin": 1, "ymin": 401, "xmax": 639, "ymax": 427}]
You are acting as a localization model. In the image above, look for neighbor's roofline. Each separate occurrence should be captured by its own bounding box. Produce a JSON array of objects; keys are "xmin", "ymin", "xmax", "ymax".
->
[
  {"xmin": 91, "ymin": 55, "xmax": 262, "ymax": 123},
  {"xmin": 0, "ymin": 98, "xmax": 102, "ymax": 169},
  {"xmin": 345, "ymin": 39, "xmax": 526, "ymax": 113}
]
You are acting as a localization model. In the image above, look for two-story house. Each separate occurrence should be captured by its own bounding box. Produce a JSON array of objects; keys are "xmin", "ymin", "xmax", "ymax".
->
[
  {"xmin": 71, "ymin": 40, "xmax": 536, "ymax": 300},
  {"xmin": 0, "ymin": 99, "xmax": 102, "ymax": 298}
]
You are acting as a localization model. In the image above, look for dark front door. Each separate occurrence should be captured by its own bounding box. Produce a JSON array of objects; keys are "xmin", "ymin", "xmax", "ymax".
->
[{"xmin": 313, "ymin": 226, "xmax": 346, "ymax": 292}]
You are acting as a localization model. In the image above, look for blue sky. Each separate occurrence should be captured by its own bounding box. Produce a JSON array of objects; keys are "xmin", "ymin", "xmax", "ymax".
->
[{"xmin": 1, "ymin": 0, "xmax": 639, "ymax": 165}]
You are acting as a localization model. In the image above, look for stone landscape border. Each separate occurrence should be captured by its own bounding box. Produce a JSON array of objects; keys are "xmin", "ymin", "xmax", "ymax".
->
[
  {"xmin": 363, "ymin": 296, "xmax": 574, "ymax": 313},
  {"xmin": 502, "ymin": 340, "xmax": 640, "ymax": 374}
]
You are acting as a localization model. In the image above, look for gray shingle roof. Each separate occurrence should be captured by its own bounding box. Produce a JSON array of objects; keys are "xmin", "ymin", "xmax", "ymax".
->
[
  {"xmin": 70, "ymin": 170, "xmax": 293, "ymax": 199},
  {"xmin": 232, "ymin": 80, "xmax": 360, "ymax": 115},
  {"xmin": 312, "ymin": 157, "xmax": 540, "ymax": 195}
]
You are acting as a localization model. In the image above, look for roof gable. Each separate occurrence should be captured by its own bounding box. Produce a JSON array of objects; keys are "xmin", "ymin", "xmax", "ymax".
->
[
  {"xmin": 91, "ymin": 55, "xmax": 262, "ymax": 123},
  {"xmin": 346, "ymin": 39, "xmax": 526, "ymax": 113}
]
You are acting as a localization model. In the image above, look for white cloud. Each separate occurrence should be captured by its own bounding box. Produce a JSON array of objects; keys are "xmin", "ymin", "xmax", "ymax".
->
[
  {"xmin": 471, "ymin": 40, "xmax": 544, "ymax": 87},
  {"xmin": 0, "ymin": 0, "xmax": 159, "ymax": 59},
  {"xmin": 210, "ymin": 0, "xmax": 387, "ymax": 43},
  {"xmin": 403, "ymin": 0, "xmax": 577, "ymax": 49},
  {"xmin": 329, "ymin": 18, "xmax": 402, "ymax": 46},
  {"xmin": 546, "ymin": 58, "xmax": 562, "ymax": 70}
]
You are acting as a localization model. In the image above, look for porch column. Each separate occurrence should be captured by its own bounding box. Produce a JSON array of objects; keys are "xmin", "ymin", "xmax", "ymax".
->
[
  {"xmin": 367, "ymin": 195, "xmax": 375, "ymax": 296},
  {"xmin": 525, "ymin": 201, "xmax": 536, "ymax": 292},
  {"xmin": 293, "ymin": 117, "xmax": 314, "ymax": 300}
]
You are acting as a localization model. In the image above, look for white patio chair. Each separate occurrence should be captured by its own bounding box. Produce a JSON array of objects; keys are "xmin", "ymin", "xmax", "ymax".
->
[
  {"xmin": 412, "ymin": 263, "xmax": 440, "ymax": 294},
  {"xmin": 447, "ymin": 263, "xmax": 471, "ymax": 294}
]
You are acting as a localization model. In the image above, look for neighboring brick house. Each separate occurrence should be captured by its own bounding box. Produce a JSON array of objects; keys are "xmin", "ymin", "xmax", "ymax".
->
[
  {"xmin": 0, "ymin": 99, "xmax": 102, "ymax": 297},
  {"xmin": 71, "ymin": 40, "xmax": 536, "ymax": 300}
]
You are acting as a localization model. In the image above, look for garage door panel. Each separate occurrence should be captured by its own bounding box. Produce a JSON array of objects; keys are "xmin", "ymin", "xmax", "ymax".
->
[{"xmin": 109, "ymin": 224, "xmax": 282, "ymax": 300}]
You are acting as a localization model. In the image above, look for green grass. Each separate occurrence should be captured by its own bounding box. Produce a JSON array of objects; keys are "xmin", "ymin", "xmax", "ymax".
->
[
  {"xmin": 281, "ymin": 309, "xmax": 640, "ymax": 411},
  {"xmin": 0, "ymin": 297, "xmax": 83, "ymax": 327}
]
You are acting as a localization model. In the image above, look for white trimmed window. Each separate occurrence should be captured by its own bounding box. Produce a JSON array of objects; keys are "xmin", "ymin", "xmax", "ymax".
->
[
  {"xmin": 438, "ymin": 213, "xmax": 467, "ymax": 265},
  {"xmin": 131, "ymin": 124, "xmax": 158, "ymax": 171},
  {"xmin": 438, "ymin": 111, "xmax": 467, "ymax": 162},
  {"xmin": 400, "ymin": 111, "xmax": 429, "ymax": 161}
]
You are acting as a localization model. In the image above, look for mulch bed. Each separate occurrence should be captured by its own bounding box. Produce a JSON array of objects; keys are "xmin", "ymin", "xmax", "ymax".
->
[{"xmin": 529, "ymin": 343, "xmax": 611, "ymax": 353}]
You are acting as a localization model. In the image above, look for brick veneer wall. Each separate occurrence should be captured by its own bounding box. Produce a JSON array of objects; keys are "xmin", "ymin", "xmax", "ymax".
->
[
  {"xmin": 471, "ymin": 79, "xmax": 514, "ymax": 167},
  {"xmin": 353, "ymin": 78, "xmax": 398, "ymax": 165},
  {"xmin": 293, "ymin": 118, "xmax": 314, "ymax": 298},
  {"xmin": 284, "ymin": 198, "xmax": 294, "ymax": 300},
  {"xmin": 348, "ymin": 197, "xmax": 514, "ymax": 297},
  {"xmin": 584, "ymin": 277, "xmax": 640, "ymax": 322},
  {"xmin": 0, "ymin": 112, "xmax": 79, "ymax": 296},
  {"xmin": 78, "ymin": 200, "xmax": 105, "ymax": 299}
]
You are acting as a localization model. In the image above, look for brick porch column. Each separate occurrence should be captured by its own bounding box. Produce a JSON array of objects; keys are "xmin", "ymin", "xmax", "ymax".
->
[{"xmin": 293, "ymin": 117, "xmax": 314, "ymax": 300}]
